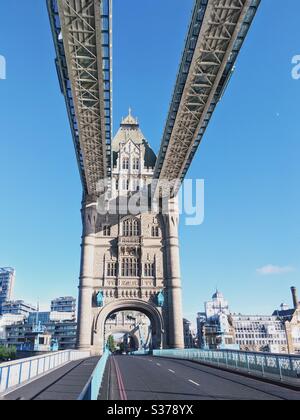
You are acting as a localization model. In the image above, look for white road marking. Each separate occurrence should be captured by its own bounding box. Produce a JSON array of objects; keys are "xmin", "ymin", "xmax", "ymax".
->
[
  {"xmin": 168, "ymin": 369, "xmax": 175, "ymax": 374},
  {"xmin": 156, "ymin": 363, "xmax": 161, "ymax": 367},
  {"xmin": 188, "ymin": 379, "xmax": 200, "ymax": 386}
]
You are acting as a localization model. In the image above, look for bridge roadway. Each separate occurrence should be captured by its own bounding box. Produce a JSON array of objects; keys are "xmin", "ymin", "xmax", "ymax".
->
[{"xmin": 100, "ymin": 356, "xmax": 300, "ymax": 401}]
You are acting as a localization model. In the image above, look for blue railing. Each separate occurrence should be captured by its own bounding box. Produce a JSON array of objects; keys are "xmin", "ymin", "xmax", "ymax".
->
[
  {"xmin": 78, "ymin": 349, "xmax": 111, "ymax": 401},
  {"xmin": 153, "ymin": 349, "xmax": 300, "ymax": 387},
  {"xmin": 130, "ymin": 349, "xmax": 150, "ymax": 356}
]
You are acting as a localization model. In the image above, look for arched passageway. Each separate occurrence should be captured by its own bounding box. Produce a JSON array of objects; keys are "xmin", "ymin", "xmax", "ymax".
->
[{"xmin": 92, "ymin": 300, "xmax": 165, "ymax": 355}]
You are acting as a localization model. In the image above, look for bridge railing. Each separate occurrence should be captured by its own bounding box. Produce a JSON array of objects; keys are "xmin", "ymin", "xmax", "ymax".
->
[
  {"xmin": 0, "ymin": 350, "xmax": 90, "ymax": 396},
  {"xmin": 78, "ymin": 348, "xmax": 111, "ymax": 401},
  {"xmin": 153, "ymin": 349, "xmax": 300, "ymax": 388}
]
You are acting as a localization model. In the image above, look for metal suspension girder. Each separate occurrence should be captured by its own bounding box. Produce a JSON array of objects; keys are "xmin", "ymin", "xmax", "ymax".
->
[
  {"xmin": 154, "ymin": 0, "xmax": 261, "ymax": 191},
  {"xmin": 47, "ymin": 0, "xmax": 113, "ymax": 196}
]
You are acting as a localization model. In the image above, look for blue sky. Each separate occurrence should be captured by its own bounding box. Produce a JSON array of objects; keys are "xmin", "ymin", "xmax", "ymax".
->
[{"xmin": 0, "ymin": 0, "xmax": 299, "ymax": 321}]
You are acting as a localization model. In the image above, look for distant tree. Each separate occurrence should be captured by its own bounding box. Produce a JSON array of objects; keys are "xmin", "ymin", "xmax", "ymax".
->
[
  {"xmin": 0, "ymin": 345, "xmax": 16, "ymax": 362},
  {"xmin": 107, "ymin": 335, "xmax": 116, "ymax": 353}
]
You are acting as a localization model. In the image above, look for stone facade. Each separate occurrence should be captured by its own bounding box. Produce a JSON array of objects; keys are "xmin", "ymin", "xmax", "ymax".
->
[
  {"xmin": 76, "ymin": 111, "xmax": 184, "ymax": 355},
  {"xmin": 232, "ymin": 315, "xmax": 288, "ymax": 354},
  {"xmin": 273, "ymin": 287, "xmax": 300, "ymax": 355}
]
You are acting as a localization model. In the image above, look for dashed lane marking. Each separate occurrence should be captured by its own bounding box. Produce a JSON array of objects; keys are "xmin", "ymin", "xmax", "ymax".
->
[{"xmin": 188, "ymin": 379, "xmax": 200, "ymax": 386}]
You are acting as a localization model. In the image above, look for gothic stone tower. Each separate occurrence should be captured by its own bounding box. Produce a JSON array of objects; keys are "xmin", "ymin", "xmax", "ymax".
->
[{"xmin": 76, "ymin": 110, "xmax": 184, "ymax": 355}]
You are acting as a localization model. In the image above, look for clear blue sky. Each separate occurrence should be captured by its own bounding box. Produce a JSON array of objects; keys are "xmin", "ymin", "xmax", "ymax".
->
[{"xmin": 0, "ymin": 0, "xmax": 299, "ymax": 321}]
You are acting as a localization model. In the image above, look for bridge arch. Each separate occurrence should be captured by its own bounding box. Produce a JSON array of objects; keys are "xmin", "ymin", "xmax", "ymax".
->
[{"xmin": 92, "ymin": 299, "xmax": 165, "ymax": 355}]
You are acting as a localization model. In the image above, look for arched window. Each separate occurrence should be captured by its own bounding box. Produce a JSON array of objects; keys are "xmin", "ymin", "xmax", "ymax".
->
[
  {"xmin": 103, "ymin": 225, "xmax": 111, "ymax": 237},
  {"xmin": 144, "ymin": 262, "xmax": 154, "ymax": 277},
  {"xmin": 107, "ymin": 262, "xmax": 117, "ymax": 277},
  {"xmin": 122, "ymin": 178, "xmax": 129, "ymax": 191},
  {"xmin": 123, "ymin": 218, "xmax": 140, "ymax": 237},
  {"xmin": 151, "ymin": 226, "xmax": 160, "ymax": 237},
  {"xmin": 132, "ymin": 178, "xmax": 139, "ymax": 192}
]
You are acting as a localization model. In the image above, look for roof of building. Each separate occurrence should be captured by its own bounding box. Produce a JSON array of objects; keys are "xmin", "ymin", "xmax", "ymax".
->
[
  {"xmin": 121, "ymin": 108, "xmax": 139, "ymax": 126},
  {"xmin": 112, "ymin": 109, "xmax": 157, "ymax": 168},
  {"xmin": 272, "ymin": 308, "xmax": 296, "ymax": 321},
  {"xmin": 212, "ymin": 290, "xmax": 224, "ymax": 300},
  {"xmin": 0, "ymin": 267, "xmax": 15, "ymax": 275}
]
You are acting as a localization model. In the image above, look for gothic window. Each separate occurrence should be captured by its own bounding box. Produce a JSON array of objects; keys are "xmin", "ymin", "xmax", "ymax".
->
[
  {"xmin": 107, "ymin": 262, "xmax": 117, "ymax": 277},
  {"xmin": 103, "ymin": 225, "xmax": 111, "ymax": 237},
  {"xmin": 121, "ymin": 258, "xmax": 139, "ymax": 277},
  {"xmin": 132, "ymin": 178, "xmax": 139, "ymax": 192},
  {"xmin": 132, "ymin": 158, "xmax": 139, "ymax": 170},
  {"xmin": 122, "ymin": 158, "xmax": 129, "ymax": 170},
  {"xmin": 151, "ymin": 226, "xmax": 160, "ymax": 237},
  {"xmin": 122, "ymin": 178, "xmax": 129, "ymax": 191},
  {"xmin": 123, "ymin": 218, "xmax": 140, "ymax": 237},
  {"xmin": 144, "ymin": 263, "xmax": 154, "ymax": 277}
]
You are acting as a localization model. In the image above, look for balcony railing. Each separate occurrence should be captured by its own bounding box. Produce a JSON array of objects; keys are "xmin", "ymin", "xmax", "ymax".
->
[{"xmin": 118, "ymin": 236, "xmax": 142, "ymax": 246}]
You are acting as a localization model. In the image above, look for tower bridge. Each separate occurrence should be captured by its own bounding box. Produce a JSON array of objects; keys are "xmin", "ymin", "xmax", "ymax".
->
[
  {"xmin": 2, "ymin": 0, "xmax": 300, "ymax": 402},
  {"xmin": 46, "ymin": 0, "xmax": 261, "ymax": 356}
]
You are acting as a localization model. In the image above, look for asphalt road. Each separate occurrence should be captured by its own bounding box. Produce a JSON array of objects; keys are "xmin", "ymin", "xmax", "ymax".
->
[{"xmin": 100, "ymin": 355, "xmax": 300, "ymax": 401}]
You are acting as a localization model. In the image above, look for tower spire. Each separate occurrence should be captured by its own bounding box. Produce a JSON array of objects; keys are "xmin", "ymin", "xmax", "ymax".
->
[{"xmin": 121, "ymin": 107, "xmax": 139, "ymax": 126}]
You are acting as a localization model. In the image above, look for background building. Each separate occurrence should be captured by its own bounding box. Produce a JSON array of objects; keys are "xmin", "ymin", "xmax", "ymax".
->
[
  {"xmin": 183, "ymin": 319, "xmax": 196, "ymax": 348},
  {"xmin": 197, "ymin": 291, "xmax": 238, "ymax": 350},
  {"xmin": 51, "ymin": 296, "xmax": 76, "ymax": 319},
  {"xmin": 272, "ymin": 287, "xmax": 300, "ymax": 355},
  {"xmin": 1, "ymin": 300, "xmax": 36, "ymax": 317},
  {"xmin": 205, "ymin": 291, "xmax": 230, "ymax": 319},
  {"xmin": 231, "ymin": 314, "xmax": 288, "ymax": 353},
  {"xmin": 0, "ymin": 267, "xmax": 15, "ymax": 314},
  {"xmin": 197, "ymin": 287, "xmax": 300, "ymax": 354},
  {"xmin": 0, "ymin": 314, "xmax": 26, "ymax": 344},
  {"xmin": 0, "ymin": 296, "xmax": 77, "ymax": 351}
]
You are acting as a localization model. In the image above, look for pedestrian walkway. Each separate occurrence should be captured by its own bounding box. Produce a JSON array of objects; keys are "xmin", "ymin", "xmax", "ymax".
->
[{"xmin": 3, "ymin": 357, "xmax": 100, "ymax": 401}]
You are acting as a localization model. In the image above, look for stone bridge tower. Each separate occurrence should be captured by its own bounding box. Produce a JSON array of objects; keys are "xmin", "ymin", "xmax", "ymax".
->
[{"xmin": 76, "ymin": 110, "xmax": 184, "ymax": 355}]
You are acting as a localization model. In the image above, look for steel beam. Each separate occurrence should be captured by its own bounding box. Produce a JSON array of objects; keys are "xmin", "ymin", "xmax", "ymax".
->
[
  {"xmin": 154, "ymin": 0, "xmax": 261, "ymax": 192},
  {"xmin": 47, "ymin": 0, "xmax": 113, "ymax": 195}
]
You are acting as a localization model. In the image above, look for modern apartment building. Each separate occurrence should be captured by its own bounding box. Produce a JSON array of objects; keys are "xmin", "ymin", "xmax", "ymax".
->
[{"xmin": 0, "ymin": 267, "xmax": 15, "ymax": 313}]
